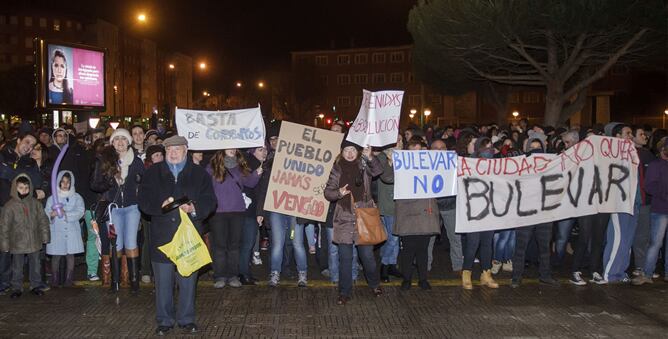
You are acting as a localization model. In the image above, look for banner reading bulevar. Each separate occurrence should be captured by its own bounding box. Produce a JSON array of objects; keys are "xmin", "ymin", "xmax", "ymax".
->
[
  {"xmin": 175, "ymin": 106, "xmax": 265, "ymax": 150},
  {"xmin": 264, "ymin": 122, "xmax": 344, "ymax": 222},
  {"xmin": 456, "ymin": 135, "xmax": 638, "ymax": 233}
]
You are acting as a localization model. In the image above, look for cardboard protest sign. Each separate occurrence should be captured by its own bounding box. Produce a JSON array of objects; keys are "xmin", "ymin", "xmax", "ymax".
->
[
  {"xmin": 175, "ymin": 106, "xmax": 265, "ymax": 150},
  {"xmin": 73, "ymin": 121, "xmax": 88, "ymax": 134},
  {"xmin": 393, "ymin": 150, "xmax": 458, "ymax": 199},
  {"xmin": 346, "ymin": 89, "xmax": 403, "ymax": 147},
  {"xmin": 263, "ymin": 121, "xmax": 344, "ymax": 222},
  {"xmin": 456, "ymin": 135, "xmax": 638, "ymax": 233}
]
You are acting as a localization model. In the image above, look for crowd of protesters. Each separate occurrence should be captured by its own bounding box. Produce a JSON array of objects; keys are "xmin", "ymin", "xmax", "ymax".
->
[{"xmin": 0, "ymin": 117, "xmax": 666, "ymax": 335}]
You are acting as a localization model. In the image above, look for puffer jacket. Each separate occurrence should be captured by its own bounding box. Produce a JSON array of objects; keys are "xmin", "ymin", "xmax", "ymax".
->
[
  {"xmin": 0, "ymin": 174, "xmax": 50, "ymax": 254},
  {"xmin": 324, "ymin": 156, "xmax": 383, "ymax": 244}
]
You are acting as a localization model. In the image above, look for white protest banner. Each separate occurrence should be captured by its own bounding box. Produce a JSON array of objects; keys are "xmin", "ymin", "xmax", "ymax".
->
[
  {"xmin": 393, "ymin": 150, "xmax": 458, "ymax": 199},
  {"xmin": 263, "ymin": 121, "xmax": 344, "ymax": 222},
  {"xmin": 346, "ymin": 89, "xmax": 403, "ymax": 147},
  {"xmin": 456, "ymin": 135, "xmax": 638, "ymax": 233},
  {"xmin": 175, "ymin": 106, "xmax": 265, "ymax": 150}
]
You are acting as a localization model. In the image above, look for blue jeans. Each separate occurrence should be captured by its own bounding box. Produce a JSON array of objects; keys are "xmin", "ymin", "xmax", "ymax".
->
[
  {"xmin": 554, "ymin": 218, "xmax": 576, "ymax": 263},
  {"xmin": 493, "ymin": 230, "xmax": 515, "ymax": 262},
  {"xmin": 380, "ymin": 215, "xmax": 399, "ymax": 265},
  {"xmin": 152, "ymin": 262, "xmax": 197, "ymax": 327},
  {"xmin": 108, "ymin": 204, "xmax": 141, "ymax": 252},
  {"xmin": 642, "ymin": 213, "xmax": 668, "ymax": 277},
  {"xmin": 326, "ymin": 227, "xmax": 358, "ymax": 282},
  {"xmin": 338, "ymin": 244, "xmax": 379, "ymax": 297},
  {"xmin": 304, "ymin": 224, "xmax": 316, "ymax": 248},
  {"xmin": 269, "ymin": 212, "xmax": 306, "ymax": 272},
  {"xmin": 463, "ymin": 231, "xmax": 494, "ymax": 271},
  {"xmin": 239, "ymin": 216, "xmax": 258, "ymax": 279},
  {"xmin": 603, "ymin": 211, "xmax": 638, "ymax": 282}
]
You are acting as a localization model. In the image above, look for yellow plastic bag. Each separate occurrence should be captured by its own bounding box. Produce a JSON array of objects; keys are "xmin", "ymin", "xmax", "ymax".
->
[{"xmin": 159, "ymin": 209, "xmax": 212, "ymax": 277}]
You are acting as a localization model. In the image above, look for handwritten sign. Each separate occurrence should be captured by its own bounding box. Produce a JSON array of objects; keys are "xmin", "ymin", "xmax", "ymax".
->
[
  {"xmin": 455, "ymin": 135, "xmax": 639, "ymax": 233},
  {"xmin": 393, "ymin": 150, "xmax": 458, "ymax": 199},
  {"xmin": 346, "ymin": 89, "xmax": 403, "ymax": 147},
  {"xmin": 263, "ymin": 121, "xmax": 344, "ymax": 222},
  {"xmin": 175, "ymin": 106, "xmax": 265, "ymax": 150}
]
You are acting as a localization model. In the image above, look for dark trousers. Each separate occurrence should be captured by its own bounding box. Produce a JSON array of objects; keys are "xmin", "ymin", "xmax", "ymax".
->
[
  {"xmin": 573, "ymin": 213, "xmax": 609, "ymax": 274},
  {"xmin": 152, "ymin": 262, "xmax": 197, "ymax": 327},
  {"xmin": 210, "ymin": 212, "xmax": 244, "ymax": 280},
  {"xmin": 338, "ymin": 244, "xmax": 379, "ymax": 297},
  {"xmin": 11, "ymin": 251, "xmax": 42, "ymax": 291},
  {"xmin": 315, "ymin": 224, "xmax": 329, "ymax": 271},
  {"xmin": 0, "ymin": 251, "xmax": 12, "ymax": 289},
  {"xmin": 239, "ymin": 216, "xmax": 258, "ymax": 279},
  {"xmin": 463, "ymin": 231, "xmax": 494, "ymax": 270},
  {"xmin": 512, "ymin": 223, "xmax": 552, "ymax": 280},
  {"xmin": 399, "ymin": 235, "xmax": 431, "ymax": 281},
  {"xmin": 141, "ymin": 218, "xmax": 152, "ymax": 276}
]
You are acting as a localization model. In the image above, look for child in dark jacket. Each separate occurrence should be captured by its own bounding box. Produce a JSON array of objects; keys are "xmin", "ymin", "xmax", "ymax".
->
[{"xmin": 0, "ymin": 174, "xmax": 50, "ymax": 298}]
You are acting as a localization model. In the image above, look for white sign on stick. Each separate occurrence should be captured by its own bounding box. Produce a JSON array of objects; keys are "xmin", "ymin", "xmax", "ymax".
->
[
  {"xmin": 346, "ymin": 90, "xmax": 403, "ymax": 147},
  {"xmin": 393, "ymin": 150, "xmax": 458, "ymax": 199},
  {"xmin": 175, "ymin": 106, "xmax": 265, "ymax": 150}
]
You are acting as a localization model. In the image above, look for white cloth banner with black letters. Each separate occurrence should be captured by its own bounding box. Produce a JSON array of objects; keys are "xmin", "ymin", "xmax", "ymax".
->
[
  {"xmin": 455, "ymin": 135, "xmax": 638, "ymax": 233},
  {"xmin": 175, "ymin": 106, "xmax": 265, "ymax": 150},
  {"xmin": 392, "ymin": 150, "xmax": 458, "ymax": 199}
]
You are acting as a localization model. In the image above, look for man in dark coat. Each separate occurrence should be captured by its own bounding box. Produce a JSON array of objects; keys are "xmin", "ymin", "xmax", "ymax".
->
[{"xmin": 138, "ymin": 135, "xmax": 216, "ymax": 336}]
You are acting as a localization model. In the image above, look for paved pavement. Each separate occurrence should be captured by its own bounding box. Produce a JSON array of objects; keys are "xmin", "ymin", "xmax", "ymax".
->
[{"xmin": 0, "ymin": 244, "xmax": 667, "ymax": 338}]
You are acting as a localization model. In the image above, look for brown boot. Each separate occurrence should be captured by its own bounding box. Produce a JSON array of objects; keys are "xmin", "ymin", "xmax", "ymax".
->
[
  {"xmin": 101, "ymin": 255, "xmax": 111, "ymax": 287},
  {"xmin": 480, "ymin": 270, "xmax": 499, "ymax": 289},
  {"xmin": 462, "ymin": 270, "xmax": 473, "ymax": 290},
  {"xmin": 120, "ymin": 254, "xmax": 129, "ymax": 288}
]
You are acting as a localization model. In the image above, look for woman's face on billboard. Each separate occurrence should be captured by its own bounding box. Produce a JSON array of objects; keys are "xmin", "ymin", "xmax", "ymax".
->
[{"xmin": 52, "ymin": 55, "xmax": 66, "ymax": 82}]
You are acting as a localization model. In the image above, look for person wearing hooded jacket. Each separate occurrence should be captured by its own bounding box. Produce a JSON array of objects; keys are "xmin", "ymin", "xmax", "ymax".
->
[
  {"xmin": 0, "ymin": 174, "xmax": 50, "ymax": 298},
  {"xmin": 90, "ymin": 128, "xmax": 144, "ymax": 292},
  {"xmin": 45, "ymin": 170, "xmax": 85, "ymax": 287},
  {"xmin": 510, "ymin": 136, "xmax": 559, "ymax": 288}
]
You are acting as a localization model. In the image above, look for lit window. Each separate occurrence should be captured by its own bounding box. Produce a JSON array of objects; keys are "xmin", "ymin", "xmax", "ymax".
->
[
  {"xmin": 337, "ymin": 74, "xmax": 351, "ymax": 85},
  {"xmin": 24, "ymin": 17, "xmax": 32, "ymax": 27},
  {"xmin": 371, "ymin": 53, "xmax": 385, "ymax": 64},
  {"xmin": 353, "ymin": 74, "xmax": 368, "ymax": 84},
  {"xmin": 372, "ymin": 73, "xmax": 386, "ymax": 84},
  {"xmin": 390, "ymin": 72, "xmax": 404, "ymax": 83},
  {"xmin": 315, "ymin": 55, "xmax": 328, "ymax": 66},
  {"xmin": 337, "ymin": 55, "xmax": 350, "ymax": 65},
  {"xmin": 389, "ymin": 52, "xmax": 405, "ymax": 63},
  {"xmin": 53, "ymin": 19, "xmax": 60, "ymax": 31},
  {"xmin": 354, "ymin": 54, "xmax": 367, "ymax": 64}
]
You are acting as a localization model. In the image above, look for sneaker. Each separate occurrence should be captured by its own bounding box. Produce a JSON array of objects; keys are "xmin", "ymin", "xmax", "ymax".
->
[
  {"xmin": 491, "ymin": 260, "xmax": 502, "ymax": 275},
  {"xmin": 141, "ymin": 275, "xmax": 151, "ymax": 284},
  {"xmin": 539, "ymin": 277, "xmax": 560, "ymax": 287},
  {"xmin": 297, "ymin": 271, "xmax": 308, "ymax": 287},
  {"xmin": 179, "ymin": 323, "xmax": 198, "ymax": 334},
  {"xmin": 510, "ymin": 278, "xmax": 521, "ymax": 288},
  {"xmin": 590, "ymin": 272, "xmax": 607, "ymax": 285},
  {"xmin": 652, "ymin": 273, "xmax": 660, "ymax": 279},
  {"xmin": 631, "ymin": 273, "xmax": 653, "ymax": 286},
  {"xmin": 30, "ymin": 288, "xmax": 45, "ymax": 296},
  {"xmin": 213, "ymin": 279, "xmax": 226, "ymax": 289},
  {"xmin": 227, "ymin": 276, "xmax": 242, "ymax": 288},
  {"xmin": 418, "ymin": 280, "xmax": 431, "ymax": 290},
  {"xmin": 569, "ymin": 272, "xmax": 587, "ymax": 286},
  {"xmin": 502, "ymin": 260, "xmax": 513, "ymax": 272},
  {"xmin": 268, "ymin": 271, "xmax": 280, "ymax": 287},
  {"xmin": 87, "ymin": 274, "xmax": 100, "ymax": 282},
  {"xmin": 252, "ymin": 252, "xmax": 263, "ymax": 265},
  {"xmin": 155, "ymin": 326, "xmax": 172, "ymax": 336},
  {"xmin": 632, "ymin": 268, "xmax": 643, "ymax": 277},
  {"xmin": 37, "ymin": 283, "xmax": 50, "ymax": 292},
  {"xmin": 321, "ymin": 269, "xmax": 331, "ymax": 278}
]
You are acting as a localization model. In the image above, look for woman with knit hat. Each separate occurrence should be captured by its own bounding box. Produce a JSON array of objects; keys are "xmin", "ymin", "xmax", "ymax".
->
[{"xmin": 90, "ymin": 128, "xmax": 145, "ymax": 292}]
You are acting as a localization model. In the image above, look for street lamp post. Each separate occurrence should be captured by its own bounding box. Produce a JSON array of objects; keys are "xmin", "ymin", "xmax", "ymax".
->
[
  {"xmin": 663, "ymin": 109, "xmax": 668, "ymax": 129},
  {"xmin": 422, "ymin": 109, "xmax": 431, "ymax": 126}
]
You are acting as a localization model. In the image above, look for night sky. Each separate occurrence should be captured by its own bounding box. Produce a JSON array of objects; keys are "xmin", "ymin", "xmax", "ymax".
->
[{"xmin": 10, "ymin": 0, "xmax": 416, "ymax": 92}]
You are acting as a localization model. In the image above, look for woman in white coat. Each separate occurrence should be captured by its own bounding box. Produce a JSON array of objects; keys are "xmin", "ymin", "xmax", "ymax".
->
[{"xmin": 45, "ymin": 170, "xmax": 85, "ymax": 287}]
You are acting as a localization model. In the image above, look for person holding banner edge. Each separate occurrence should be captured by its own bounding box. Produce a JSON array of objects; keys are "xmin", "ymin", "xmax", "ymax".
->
[
  {"xmin": 325, "ymin": 140, "xmax": 383, "ymax": 305},
  {"xmin": 460, "ymin": 135, "xmax": 499, "ymax": 290}
]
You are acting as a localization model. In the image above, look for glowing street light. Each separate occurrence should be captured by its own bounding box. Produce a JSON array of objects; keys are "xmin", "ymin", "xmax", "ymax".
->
[
  {"xmin": 410, "ymin": 108, "xmax": 417, "ymax": 115},
  {"xmin": 423, "ymin": 109, "xmax": 432, "ymax": 117},
  {"xmin": 318, "ymin": 113, "xmax": 325, "ymax": 119},
  {"xmin": 137, "ymin": 13, "xmax": 147, "ymax": 22},
  {"xmin": 202, "ymin": 91, "xmax": 210, "ymax": 97},
  {"xmin": 235, "ymin": 82, "xmax": 242, "ymax": 88},
  {"xmin": 663, "ymin": 109, "xmax": 668, "ymax": 129},
  {"xmin": 409, "ymin": 113, "xmax": 415, "ymax": 119},
  {"xmin": 512, "ymin": 111, "xmax": 520, "ymax": 118},
  {"xmin": 258, "ymin": 81, "xmax": 265, "ymax": 88},
  {"xmin": 199, "ymin": 62, "xmax": 207, "ymax": 70},
  {"xmin": 168, "ymin": 63, "xmax": 175, "ymax": 70}
]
